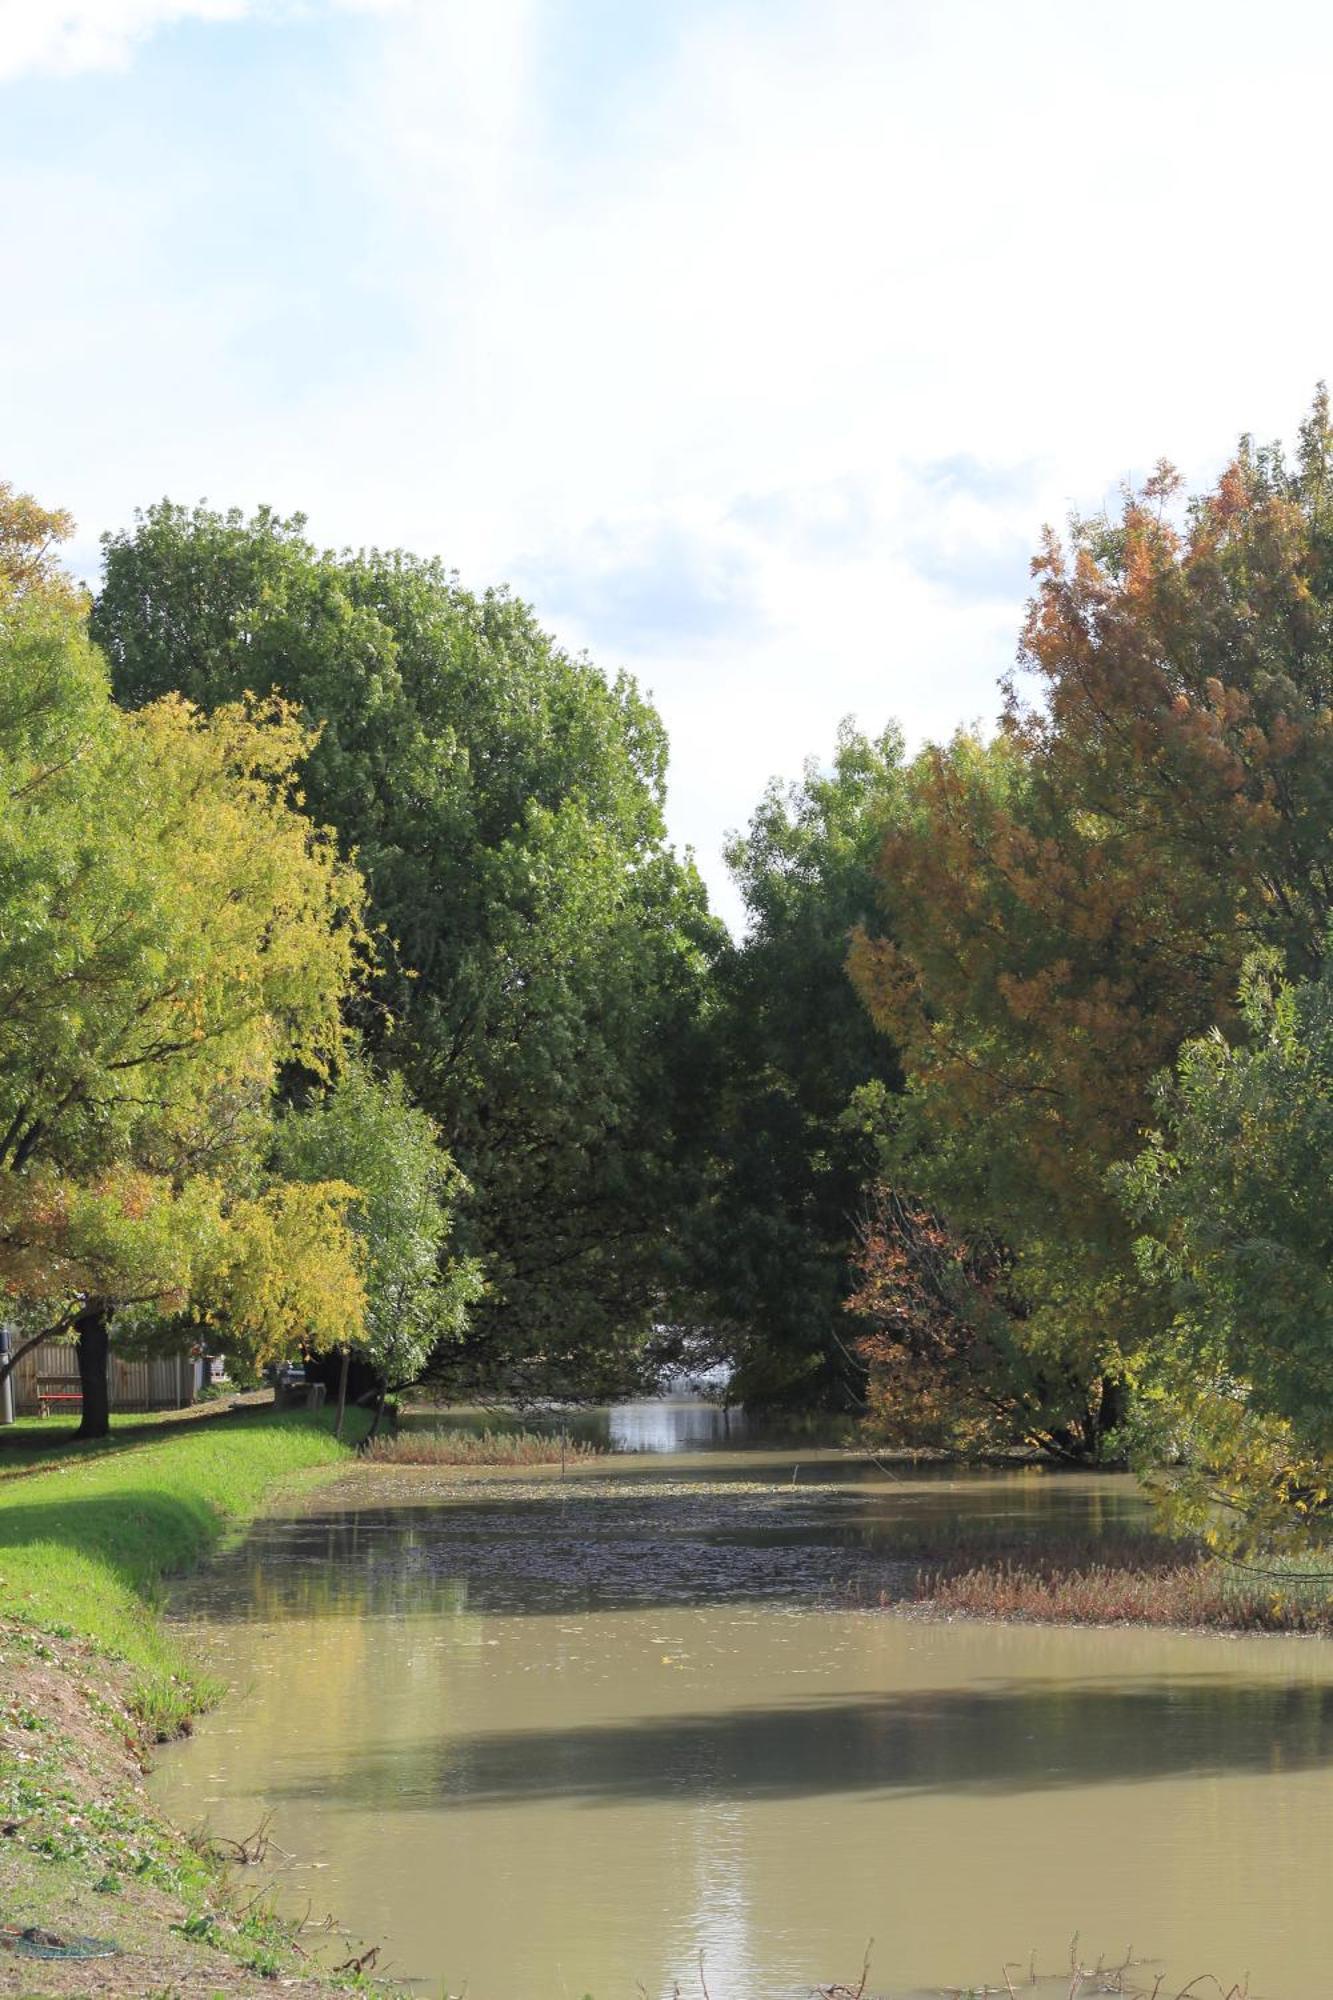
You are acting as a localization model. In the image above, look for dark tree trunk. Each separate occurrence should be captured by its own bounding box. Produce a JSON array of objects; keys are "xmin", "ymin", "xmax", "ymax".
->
[
  {"xmin": 334, "ymin": 1345, "xmax": 350, "ymax": 1440},
  {"xmin": 1094, "ymin": 1374, "xmax": 1128, "ymax": 1456},
  {"xmin": 75, "ymin": 1305, "xmax": 111, "ymax": 1440}
]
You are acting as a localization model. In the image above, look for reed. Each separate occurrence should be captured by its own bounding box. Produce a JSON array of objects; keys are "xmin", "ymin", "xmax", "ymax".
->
[
  {"xmin": 904, "ymin": 1537, "xmax": 1333, "ymax": 1634},
  {"xmin": 363, "ymin": 1427, "xmax": 606, "ymax": 1467}
]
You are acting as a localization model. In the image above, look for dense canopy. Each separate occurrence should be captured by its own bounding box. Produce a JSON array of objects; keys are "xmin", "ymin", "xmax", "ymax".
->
[
  {"xmin": 10, "ymin": 395, "xmax": 1333, "ymax": 1534},
  {"xmin": 93, "ymin": 503, "xmax": 721, "ymax": 1395}
]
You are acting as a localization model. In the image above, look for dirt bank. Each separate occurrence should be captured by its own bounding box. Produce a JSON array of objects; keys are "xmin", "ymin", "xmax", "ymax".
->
[{"xmin": 0, "ymin": 1621, "xmax": 362, "ymax": 1998}]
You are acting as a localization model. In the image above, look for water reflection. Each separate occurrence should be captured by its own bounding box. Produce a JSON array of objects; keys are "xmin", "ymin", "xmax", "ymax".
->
[
  {"xmin": 607, "ymin": 1399, "xmax": 750, "ymax": 1452},
  {"xmin": 177, "ymin": 1468, "xmax": 1149, "ymax": 1621},
  {"xmin": 149, "ymin": 1406, "xmax": 1333, "ymax": 2000},
  {"xmin": 267, "ymin": 1674, "xmax": 1333, "ymax": 1810},
  {"xmin": 402, "ymin": 1396, "xmax": 749, "ymax": 1453}
]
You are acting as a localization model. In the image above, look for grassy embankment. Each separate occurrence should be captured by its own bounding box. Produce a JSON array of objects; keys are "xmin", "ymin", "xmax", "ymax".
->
[
  {"xmin": 0, "ymin": 1404, "xmax": 372, "ymax": 1997},
  {"xmin": 0, "ymin": 1398, "xmax": 274, "ymax": 1481}
]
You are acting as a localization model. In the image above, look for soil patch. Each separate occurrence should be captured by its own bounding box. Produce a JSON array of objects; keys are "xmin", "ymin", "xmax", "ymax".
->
[{"xmin": 0, "ymin": 1626, "xmax": 368, "ymax": 1998}]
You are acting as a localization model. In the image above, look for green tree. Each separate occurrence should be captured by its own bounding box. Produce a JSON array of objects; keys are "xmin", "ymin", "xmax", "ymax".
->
[
  {"xmin": 0, "ymin": 529, "xmax": 369, "ymax": 1435},
  {"xmin": 683, "ymin": 722, "xmax": 905, "ymax": 1408},
  {"xmin": 273, "ymin": 1054, "xmax": 483, "ymax": 1416},
  {"xmin": 93, "ymin": 503, "xmax": 721, "ymax": 1394},
  {"xmin": 1121, "ymin": 952, "xmax": 1333, "ymax": 1543}
]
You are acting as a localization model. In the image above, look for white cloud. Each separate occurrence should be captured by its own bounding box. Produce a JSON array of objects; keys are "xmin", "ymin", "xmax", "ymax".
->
[
  {"xmin": 5, "ymin": 0, "xmax": 1333, "ymax": 926},
  {"xmin": 0, "ymin": 0, "xmax": 256, "ymax": 78},
  {"xmin": 0, "ymin": 0, "xmax": 407, "ymax": 80}
]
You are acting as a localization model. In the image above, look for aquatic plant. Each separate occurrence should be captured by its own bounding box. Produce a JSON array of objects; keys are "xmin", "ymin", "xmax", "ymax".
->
[
  {"xmin": 362, "ymin": 1427, "xmax": 606, "ymax": 1467},
  {"xmin": 903, "ymin": 1535, "xmax": 1333, "ymax": 1635}
]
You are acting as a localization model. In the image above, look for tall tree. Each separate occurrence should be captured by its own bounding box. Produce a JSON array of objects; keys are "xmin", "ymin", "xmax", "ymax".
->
[
  {"xmin": 683, "ymin": 722, "xmax": 904, "ymax": 1408},
  {"xmin": 851, "ymin": 390, "xmax": 1333, "ymax": 1456},
  {"xmin": 93, "ymin": 504, "xmax": 721, "ymax": 1394},
  {"xmin": 0, "ymin": 526, "xmax": 369, "ymax": 1435}
]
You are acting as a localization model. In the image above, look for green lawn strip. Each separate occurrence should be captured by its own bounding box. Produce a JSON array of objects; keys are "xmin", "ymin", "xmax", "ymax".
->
[
  {"xmin": 0, "ymin": 1409, "xmax": 374, "ymax": 1996},
  {"xmin": 0, "ymin": 1406, "xmax": 367, "ymax": 1729},
  {"xmin": 0, "ymin": 1397, "xmax": 276, "ymax": 1481}
]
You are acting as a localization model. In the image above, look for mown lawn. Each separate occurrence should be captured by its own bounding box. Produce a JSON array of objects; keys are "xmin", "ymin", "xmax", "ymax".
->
[
  {"xmin": 0, "ymin": 1405, "xmax": 367, "ymax": 1730},
  {"xmin": 0, "ymin": 1397, "xmax": 276, "ymax": 1478}
]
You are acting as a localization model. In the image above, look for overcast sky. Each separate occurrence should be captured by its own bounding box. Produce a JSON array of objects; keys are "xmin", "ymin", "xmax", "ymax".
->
[{"xmin": 4, "ymin": 0, "xmax": 1332, "ymax": 927}]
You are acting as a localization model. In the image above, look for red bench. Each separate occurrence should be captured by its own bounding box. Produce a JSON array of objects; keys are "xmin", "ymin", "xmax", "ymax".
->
[{"xmin": 34, "ymin": 1377, "xmax": 82, "ymax": 1419}]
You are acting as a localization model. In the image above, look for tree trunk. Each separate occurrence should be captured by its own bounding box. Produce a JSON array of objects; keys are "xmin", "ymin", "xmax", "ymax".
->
[
  {"xmin": 1094, "ymin": 1374, "xmax": 1128, "ymax": 1458},
  {"xmin": 75, "ymin": 1305, "xmax": 111, "ymax": 1440},
  {"xmin": 334, "ymin": 1345, "xmax": 350, "ymax": 1440},
  {"xmin": 365, "ymin": 1381, "xmax": 388, "ymax": 1444}
]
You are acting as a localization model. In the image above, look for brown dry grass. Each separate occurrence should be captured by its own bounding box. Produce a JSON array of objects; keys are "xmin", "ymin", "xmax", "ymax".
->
[
  {"xmin": 363, "ymin": 1427, "xmax": 605, "ymax": 1467},
  {"xmin": 901, "ymin": 1532, "xmax": 1333, "ymax": 1634}
]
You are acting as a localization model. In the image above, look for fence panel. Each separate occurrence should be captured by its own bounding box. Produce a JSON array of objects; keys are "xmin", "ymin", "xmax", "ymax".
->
[{"xmin": 9, "ymin": 1340, "xmax": 193, "ymax": 1417}]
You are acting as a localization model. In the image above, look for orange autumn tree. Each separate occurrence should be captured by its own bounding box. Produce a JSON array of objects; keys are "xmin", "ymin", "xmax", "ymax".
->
[
  {"xmin": 851, "ymin": 391, "xmax": 1333, "ymax": 1455},
  {"xmin": 846, "ymin": 1188, "xmax": 1041, "ymax": 1453}
]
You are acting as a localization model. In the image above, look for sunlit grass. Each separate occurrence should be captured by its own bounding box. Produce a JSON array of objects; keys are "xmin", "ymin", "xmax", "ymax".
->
[
  {"xmin": 0, "ymin": 1406, "xmax": 366, "ymax": 1730},
  {"xmin": 0, "ymin": 1399, "xmax": 258, "ymax": 1477}
]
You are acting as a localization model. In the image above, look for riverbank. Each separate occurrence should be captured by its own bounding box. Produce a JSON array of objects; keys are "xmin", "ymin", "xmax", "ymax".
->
[{"xmin": 0, "ymin": 1406, "xmax": 376, "ymax": 1998}]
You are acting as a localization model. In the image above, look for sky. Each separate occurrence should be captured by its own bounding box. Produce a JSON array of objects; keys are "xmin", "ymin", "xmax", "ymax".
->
[{"xmin": 4, "ymin": 0, "xmax": 1333, "ymax": 928}]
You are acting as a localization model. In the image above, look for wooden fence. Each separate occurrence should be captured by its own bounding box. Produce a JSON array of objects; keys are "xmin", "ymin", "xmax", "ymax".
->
[{"xmin": 9, "ymin": 1339, "xmax": 197, "ymax": 1417}]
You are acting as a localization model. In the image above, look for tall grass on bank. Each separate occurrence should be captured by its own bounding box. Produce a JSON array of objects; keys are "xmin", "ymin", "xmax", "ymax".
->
[
  {"xmin": 0, "ymin": 1407, "xmax": 365, "ymax": 1732},
  {"xmin": 363, "ymin": 1427, "xmax": 606, "ymax": 1467},
  {"xmin": 904, "ymin": 1533, "xmax": 1333, "ymax": 1634}
]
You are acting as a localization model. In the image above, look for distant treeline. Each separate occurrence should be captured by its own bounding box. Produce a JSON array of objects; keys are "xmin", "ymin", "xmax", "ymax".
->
[{"xmin": 8, "ymin": 394, "xmax": 1333, "ymax": 1544}]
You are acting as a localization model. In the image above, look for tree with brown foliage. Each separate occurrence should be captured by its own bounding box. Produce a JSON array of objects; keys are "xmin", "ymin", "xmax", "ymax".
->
[
  {"xmin": 847, "ymin": 1187, "xmax": 1116, "ymax": 1459},
  {"xmin": 851, "ymin": 391, "xmax": 1333, "ymax": 1455}
]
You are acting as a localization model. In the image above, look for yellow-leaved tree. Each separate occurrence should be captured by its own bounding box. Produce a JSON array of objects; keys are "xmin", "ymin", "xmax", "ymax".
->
[{"xmin": 0, "ymin": 488, "xmax": 369, "ymax": 1434}]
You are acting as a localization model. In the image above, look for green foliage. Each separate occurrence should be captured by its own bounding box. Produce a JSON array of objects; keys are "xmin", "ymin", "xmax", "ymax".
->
[
  {"xmin": 93, "ymin": 502, "xmax": 721, "ymax": 1392},
  {"xmin": 0, "ymin": 566, "xmax": 370, "ymax": 1415},
  {"xmin": 1119, "ymin": 951, "xmax": 1333, "ymax": 1542},
  {"xmin": 682, "ymin": 721, "xmax": 905, "ymax": 1407},
  {"xmin": 273, "ymin": 1053, "xmax": 483, "ymax": 1385},
  {"xmin": 0, "ymin": 596, "xmax": 362, "ymax": 1180}
]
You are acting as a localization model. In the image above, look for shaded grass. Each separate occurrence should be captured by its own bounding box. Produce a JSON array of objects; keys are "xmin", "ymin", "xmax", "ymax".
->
[
  {"xmin": 364, "ymin": 1426, "xmax": 606, "ymax": 1467},
  {"xmin": 0, "ymin": 1396, "xmax": 271, "ymax": 1479},
  {"xmin": 902, "ymin": 1531, "xmax": 1333, "ymax": 1634},
  {"xmin": 0, "ymin": 1405, "xmax": 367, "ymax": 1731}
]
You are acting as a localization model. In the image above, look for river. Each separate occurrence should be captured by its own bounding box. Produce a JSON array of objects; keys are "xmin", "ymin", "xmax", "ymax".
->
[{"xmin": 150, "ymin": 1403, "xmax": 1333, "ymax": 1997}]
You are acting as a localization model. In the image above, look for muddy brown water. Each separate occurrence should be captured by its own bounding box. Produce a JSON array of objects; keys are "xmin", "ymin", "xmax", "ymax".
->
[{"xmin": 150, "ymin": 1403, "xmax": 1333, "ymax": 1998}]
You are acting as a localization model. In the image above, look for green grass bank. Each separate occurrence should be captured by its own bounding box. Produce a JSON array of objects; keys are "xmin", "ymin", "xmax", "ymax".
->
[
  {"xmin": 0, "ymin": 1405, "xmax": 367, "ymax": 1733},
  {"xmin": 0, "ymin": 1405, "xmax": 372, "ymax": 1997}
]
